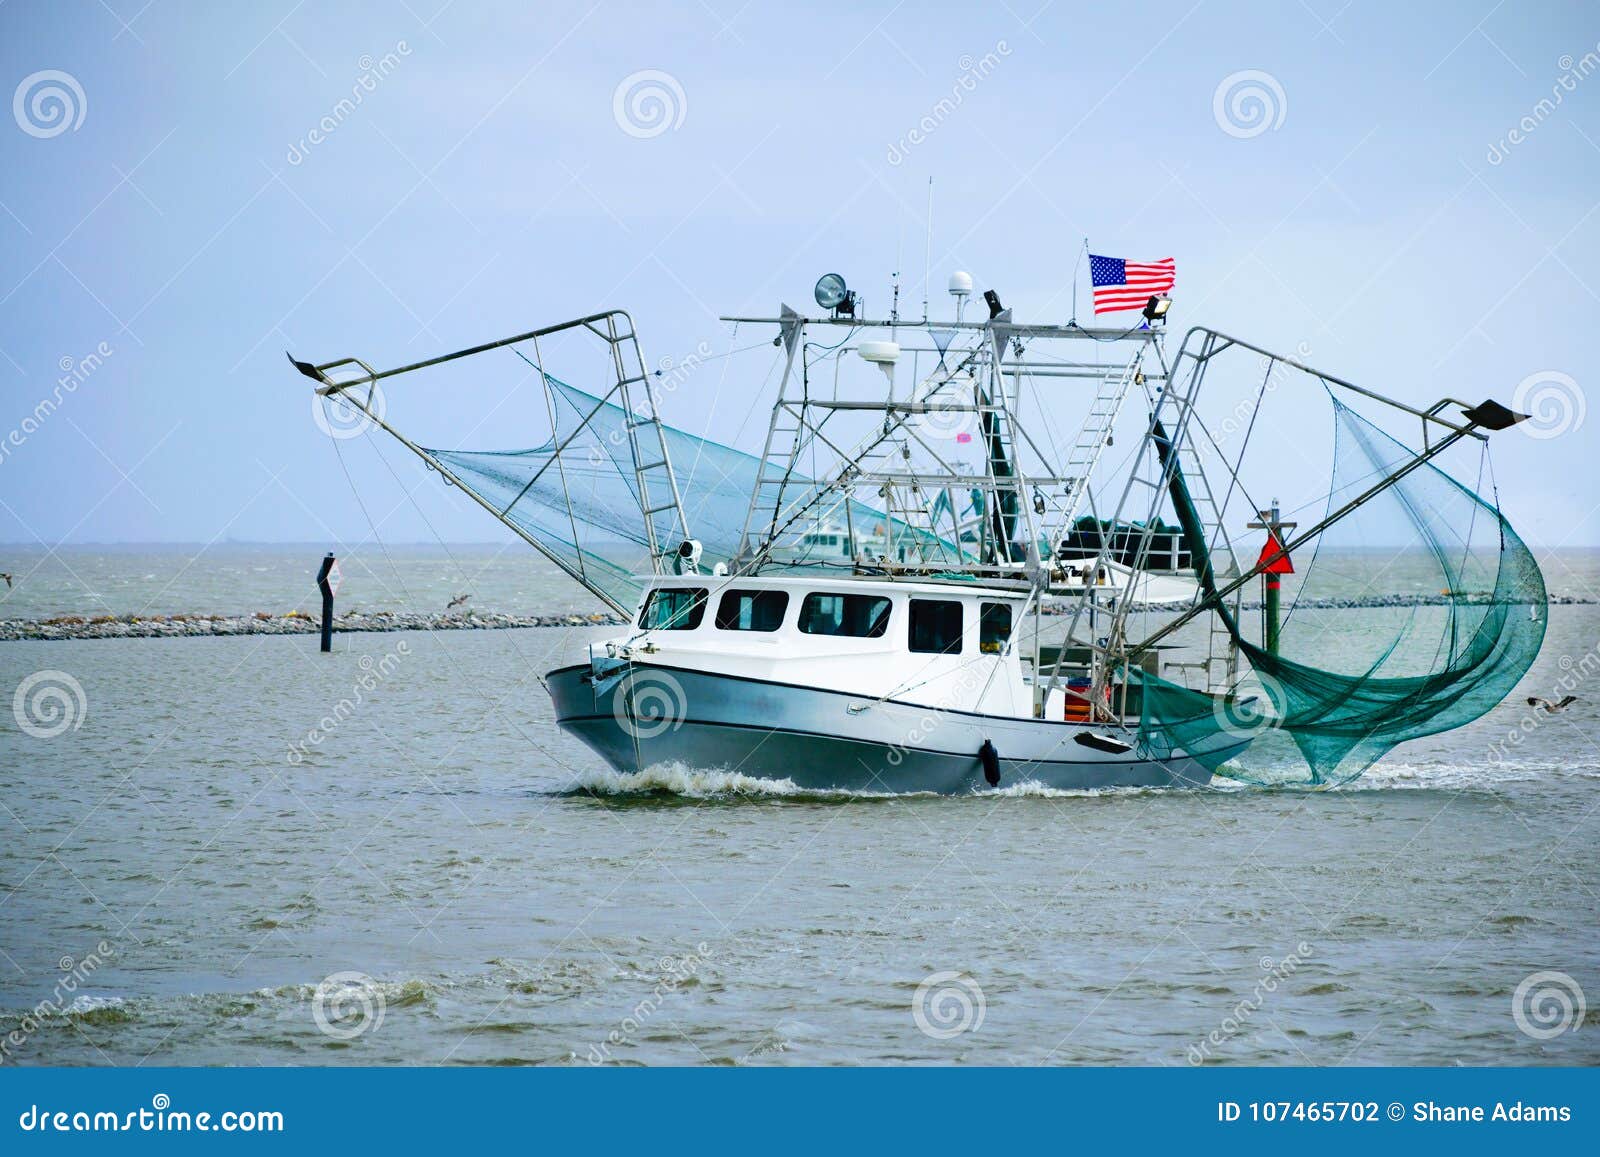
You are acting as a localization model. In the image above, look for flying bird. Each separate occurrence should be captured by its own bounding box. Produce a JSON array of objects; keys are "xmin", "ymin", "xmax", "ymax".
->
[
  {"xmin": 446, "ymin": 592, "xmax": 471, "ymax": 610},
  {"xmin": 1526, "ymin": 695, "xmax": 1578, "ymax": 714},
  {"xmin": 0, "ymin": 573, "xmax": 11, "ymax": 588}
]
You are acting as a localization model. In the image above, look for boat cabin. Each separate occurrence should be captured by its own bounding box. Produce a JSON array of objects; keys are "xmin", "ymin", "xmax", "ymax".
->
[{"xmin": 599, "ymin": 574, "xmax": 1036, "ymax": 718}]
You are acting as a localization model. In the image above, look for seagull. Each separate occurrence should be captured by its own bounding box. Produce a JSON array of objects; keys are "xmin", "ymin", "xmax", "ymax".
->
[
  {"xmin": 0, "ymin": 573, "xmax": 11, "ymax": 589},
  {"xmin": 1526, "ymin": 695, "xmax": 1578, "ymax": 714},
  {"xmin": 446, "ymin": 592, "xmax": 471, "ymax": 610}
]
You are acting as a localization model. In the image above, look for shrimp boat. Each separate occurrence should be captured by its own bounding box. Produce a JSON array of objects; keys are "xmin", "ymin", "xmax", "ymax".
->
[{"xmin": 289, "ymin": 269, "xmax": 1547, "ymax": 792}]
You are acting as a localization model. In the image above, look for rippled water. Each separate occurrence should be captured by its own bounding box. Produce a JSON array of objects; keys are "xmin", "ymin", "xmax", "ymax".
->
[{"xmin": 1, "ymin": 548, "xmax": 1597, "ymax": 1066}]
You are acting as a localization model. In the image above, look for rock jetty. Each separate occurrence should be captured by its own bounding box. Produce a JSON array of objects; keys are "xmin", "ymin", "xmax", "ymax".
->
[{"xmin": 0, "ymin": 609, "xmax": 627, "ymax": 642}]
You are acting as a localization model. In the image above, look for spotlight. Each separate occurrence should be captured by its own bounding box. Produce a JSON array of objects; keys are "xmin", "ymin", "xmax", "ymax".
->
[
  {"xmin": 814, "ymin": 273, "xmax": 857, "ymax": 318},
  {"xmin": 1142, "ymin": 295, "xmax": 1171, "ymax": 322}
]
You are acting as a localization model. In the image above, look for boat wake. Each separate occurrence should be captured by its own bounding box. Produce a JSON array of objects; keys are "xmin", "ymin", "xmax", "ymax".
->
[
  {"xmin": 1214, "ymin": 755, "xmax": 1598, "ymax": 792},
  {"xmin": 1346, "ymin": 758, "xmax": 1599, "ymax": 791},
  {"xmin": 555, "ymin": 763, "xmax": 1169, "ymax": 801},
  {"xmin": 553, "ymin": 763, "xmax": 907, "ymax": 802},
  {"xmin": 554, "ymin": 757, "xmax": 1597, "ymax": 801}
]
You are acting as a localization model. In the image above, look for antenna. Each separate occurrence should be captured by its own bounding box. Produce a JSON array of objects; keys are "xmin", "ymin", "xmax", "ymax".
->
[
  {"xmin": 891, "ymin": 214, "xmax": 902, "ymax": 328},
  {"xmin": 922, "ymin": 177, "xmax": 933, "ymax": 323}
]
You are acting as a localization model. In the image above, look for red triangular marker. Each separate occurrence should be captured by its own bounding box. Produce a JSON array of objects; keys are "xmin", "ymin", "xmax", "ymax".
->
[{"xmin": 1257, "ymin": 531, "xmax": 1293, "ymax": 574}]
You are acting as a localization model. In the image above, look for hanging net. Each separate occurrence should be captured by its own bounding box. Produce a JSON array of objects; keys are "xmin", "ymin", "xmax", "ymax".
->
[
  {"xmin": 1137, "ymin": 395, "xmax": 1546, "ymax": 786},
  {"xmin": 422, "ymin": 374, "xmax": 960, "ymax": 613}
]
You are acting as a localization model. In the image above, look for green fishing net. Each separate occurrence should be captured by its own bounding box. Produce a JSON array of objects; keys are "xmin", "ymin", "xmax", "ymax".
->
[{"xmin": 1138, "ymin": 396, "xmax": 1546, "ymax": 786}]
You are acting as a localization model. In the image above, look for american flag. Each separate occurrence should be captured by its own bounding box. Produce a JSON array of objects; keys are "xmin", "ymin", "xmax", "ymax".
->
[{"xmin": 1089, "ymin": 254, "xmax": 1176, "ymax": 315}]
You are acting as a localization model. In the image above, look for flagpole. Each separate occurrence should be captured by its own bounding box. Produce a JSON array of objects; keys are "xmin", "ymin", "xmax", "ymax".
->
[{"xmin": 1071, "ymin": 237, "xmax": 1088, "ymax": 323}]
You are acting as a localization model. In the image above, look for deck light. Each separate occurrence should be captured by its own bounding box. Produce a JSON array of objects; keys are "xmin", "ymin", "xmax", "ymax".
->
[
  {"xmin": 1142, "ymin": 295, "xmax": 1171, "ymax": 322},
  {"xmin": 814, "ymin": 273, "xmax": 856, "ymax": 317}
]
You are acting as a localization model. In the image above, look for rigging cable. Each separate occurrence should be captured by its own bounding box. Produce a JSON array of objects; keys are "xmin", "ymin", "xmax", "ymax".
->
[{"xmin": 319, "ymin": 396, "xmax": 600, "ymax": 779}]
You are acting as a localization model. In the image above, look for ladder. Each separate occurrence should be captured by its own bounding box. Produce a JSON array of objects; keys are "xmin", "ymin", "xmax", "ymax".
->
[
  {"xmin": 1054, "ymin": 350, "xmax": 1146, "ymax": 534},
  {"xmin": 1110, "ymin": 337, "xmax": 1241, "ymax": 687},
  {"xmin": 980, "ymin": 380, "xmax": 1021, "ymax": 563},
  {"xmin": 1168, "ymin": 425, "xmax": 1242, "ymax": 684},
  {"xmin": 1047, "ymin": 334, "xmax": 1242, "ymax": 709},
  {"xmin": 595, "ymin": 312, "xmax": 692, "ymax": 569},
  {"xmin": 742, "ymin": 397, "xmax": 811, "ymax": 557}
]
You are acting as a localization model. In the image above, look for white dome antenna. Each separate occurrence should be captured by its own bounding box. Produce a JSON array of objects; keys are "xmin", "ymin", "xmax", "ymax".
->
[
  {"xmin": 857, "ymin": 340, "xmax": 900, "ymax": 388},
  {"xmin": 948, "ymin": 271, "xmax": 973, "ymax": 321}
]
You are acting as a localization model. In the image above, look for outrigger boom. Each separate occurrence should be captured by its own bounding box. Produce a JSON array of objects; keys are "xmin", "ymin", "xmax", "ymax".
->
[{"xmin": 290, "ymin": 310, "xmax": 695, "ymax": 617}]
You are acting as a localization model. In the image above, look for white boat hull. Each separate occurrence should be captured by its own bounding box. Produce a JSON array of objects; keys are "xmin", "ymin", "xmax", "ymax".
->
[{"xmin": 547, "ymin": 662, "xmax": 1245, "ymax": 793}]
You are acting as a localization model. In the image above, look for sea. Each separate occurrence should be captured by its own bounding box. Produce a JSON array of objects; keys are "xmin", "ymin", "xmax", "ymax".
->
[{"xmin": 1, "ymin": 544, "xmax": 1597, "ymax": 1066}]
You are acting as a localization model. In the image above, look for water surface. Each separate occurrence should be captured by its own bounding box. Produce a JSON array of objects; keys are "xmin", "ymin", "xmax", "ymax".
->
[{"xmin": 1, "ymin": 547, "xmax": 1596, "ymax": 1065}]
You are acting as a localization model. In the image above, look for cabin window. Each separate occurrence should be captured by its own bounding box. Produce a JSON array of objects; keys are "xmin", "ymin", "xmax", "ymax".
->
[
  {"xmin": 979, "ymin": 602, "xmax": 1012, "ymax": 654},
  {"xmin": 714, "ymin": 589, "xmax": 789, "ymax": 632},
  {"xmin": 909, "ymin": 599, "xmax": 964, "ymax": 655},
  {"xmin": 638, "ymin": 587, "xmax": 707, "ymax": 631},
  {"xmin": 798, "ymin": 593, "xmax": 891, "ymax": 638}
]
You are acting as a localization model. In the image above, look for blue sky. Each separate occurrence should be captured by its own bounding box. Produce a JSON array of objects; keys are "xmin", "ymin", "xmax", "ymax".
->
[{"xmin": 0, "ymin": 0, "xmax": 1596, "ymax": 548}]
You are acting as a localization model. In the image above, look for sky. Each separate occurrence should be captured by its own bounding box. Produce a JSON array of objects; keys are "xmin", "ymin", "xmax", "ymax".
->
[{"xmin": 0, "ymin": 0, "xmax": 1597, "ymax": 549}]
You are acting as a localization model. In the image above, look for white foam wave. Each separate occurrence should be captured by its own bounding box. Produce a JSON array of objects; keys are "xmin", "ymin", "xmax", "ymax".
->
[
  {"xmin": 564, "ymin": 762, "xmax": 819, "ymax": 798},
  {"xmin": 1345, "ymin": 759, "xmax": 1596, "ymax": 791},
  {"xmin": 979, "ymin": 778, "xmax": 1162, "ymax": 799},
  {"xmin": 1213, "ymin": 756, "xmax": 1597, "ymax": 792},
  {"xmin": 64, "ymin": 994, "xmax": 126, "ymax": 1016},
  {"xmin": 567, "ymin": 765, "xmax": 1168, "ymax": 800}
]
